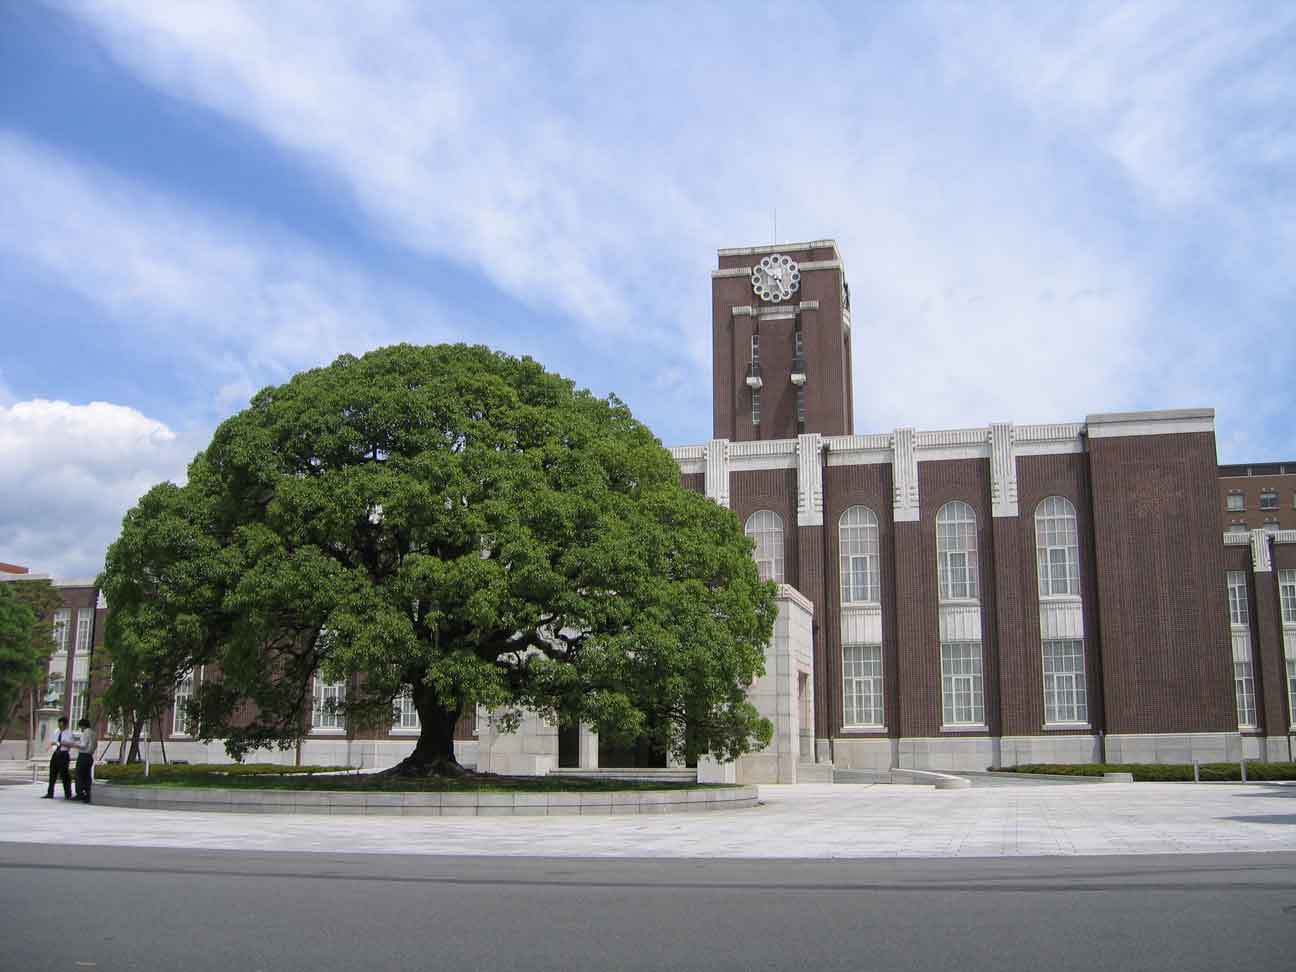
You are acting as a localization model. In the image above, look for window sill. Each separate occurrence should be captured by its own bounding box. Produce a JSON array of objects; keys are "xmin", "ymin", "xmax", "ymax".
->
[
  {"xmin": 840, "ymin": 726, "xmax": 888, "ymax": 735},
  {"xmin": 390, "ymin": 728, "xmax": 421, "ymax": 736},
  {"xmin": 940, "ymin": 724, "xmax": 987, "ymax": 734},
  {"xmin": 169, "ymin": 732, "xmax": 192, "ymax": 740},
  {"xmin": 1041, "ymin": 723, "xmax": 1091, "ymax": 731},
  {"xmin": 310, "ymin": 728, "xmax": 346, "ymax": 736}
]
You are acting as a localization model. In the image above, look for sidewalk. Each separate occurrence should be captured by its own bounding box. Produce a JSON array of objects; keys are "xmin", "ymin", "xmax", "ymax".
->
[{"xmin": 4, "ymin": 778, "xmax": 1295, "ymax": 859}]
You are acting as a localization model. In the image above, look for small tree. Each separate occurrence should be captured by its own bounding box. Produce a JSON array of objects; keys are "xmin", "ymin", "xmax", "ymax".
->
[
  {"xmin": 0, "ymin": 578, "xmax": 61, "ymax": 752},
  {"xmin": 100, "ymin": 344, "xmax": 776, "ymax": 775}
]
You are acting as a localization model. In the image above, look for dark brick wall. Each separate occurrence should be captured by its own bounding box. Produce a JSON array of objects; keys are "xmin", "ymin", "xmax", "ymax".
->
[
  {"xmin": 1012, "ymin": 454, "xmax": 1105, "ymax": 735},
  {"xmin": 1218, "ymin": 470, "xmax": 1296, "ymax": 532},
  {"xmin": 729, "ymin": 469, "xmax": 800, "ymax": 587},
  {"xmin": 681, "ymin": 472, "xmax": 704, "ymax": 494},
  {"xmin": 896, "ymin": 459, "xmax": 998, "ymax": 738},
  {"xmin": 1087, "ymin": 432, "xmax": 1235, "ymax": 733},
  {"xmin": 823, "ymin": 462, "xmax": 898, "ymax": 737}
]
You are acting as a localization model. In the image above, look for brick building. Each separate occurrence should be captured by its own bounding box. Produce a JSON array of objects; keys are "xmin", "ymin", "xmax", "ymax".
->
[{"xmin": 7, "ymin": 239, "xmax": 1295, "ymax": 776}]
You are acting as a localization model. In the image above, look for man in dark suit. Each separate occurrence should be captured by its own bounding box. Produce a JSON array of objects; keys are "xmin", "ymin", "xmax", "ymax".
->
[
  {"xmin": 42, "ymin": 716, "xmax": 73, "ymax": 799},
  {"xmin": 74, "ymin": 718, "xmax": 98, "ymax": 803}
]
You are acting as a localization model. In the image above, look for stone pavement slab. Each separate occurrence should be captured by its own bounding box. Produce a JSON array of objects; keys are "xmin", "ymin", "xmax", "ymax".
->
[{"xmin": 3, "ymin": 779, "xmax": 1294, "ymax": 859}]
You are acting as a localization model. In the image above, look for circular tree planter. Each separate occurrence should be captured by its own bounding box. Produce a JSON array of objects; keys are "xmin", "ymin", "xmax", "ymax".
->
[{"xmin": 95, "ymin": 783, "xmax": 759, "ymax": 816}]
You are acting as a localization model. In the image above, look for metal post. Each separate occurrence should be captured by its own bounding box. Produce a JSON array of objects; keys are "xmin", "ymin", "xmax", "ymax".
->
[
  {"xmin": 1192, "ymin": 760, "xmax": 1199, "ymax": 783},
  {"xmin": 1240, "ymin": 757, "xmax": 1247, "ymax": 783}
]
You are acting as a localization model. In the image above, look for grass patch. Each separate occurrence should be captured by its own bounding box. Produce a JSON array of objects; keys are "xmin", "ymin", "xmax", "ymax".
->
[
  {"xmin": 999, "ymin": 762, "xmax": 1296, "ymax": 782},
  {"xmin": 98, "ymin": 762, "xmax": 728, "ymax": 792}
]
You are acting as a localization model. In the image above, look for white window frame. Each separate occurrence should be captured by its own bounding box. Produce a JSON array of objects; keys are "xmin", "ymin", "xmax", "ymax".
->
[
  {"xmin": 839, "ymin": 506, "xmax": 880, "ymax": 604},
  {"xmin": 936, "ymin": 502, "xmax": 979, "ymax": 601},
  {"xmin": 312, "ymin": 677, "xmax": 346, "ymax": 733},
  {"xmin": 1041, "ymin": 639, "xmax": 1088, "ymax": 725},
  {"xmin": 392, "ymin": 687, "xmax": 421, "ymax": 734},
  {"xmin": 940, "ymin": 641, "xmax": 984, "ymax": 727},
  {"xmin": 1234, "ymin": 659, "xmax": 1257, "ymax": 729},
  {"xmin": 71, "ymin": 678, "xmax": 89, "ymax": 725},
  {"xmin": 1259, "ymin": 491, "xmax": 1278, "ymax": 510},
  {"xmin": 173, "ymin": 669, "xmax": 196, "ymax": 737},
  {"xmin": 1227, "ymin": 571, "xmax": 1249, "ymax": 627},
  {"xmin": 74, "ymin": 607, "xmax": 93, "ymax": 654},
  {"xmin": 1034, "ymin": 496, "xmax": 1081, "ymax": 598},
  {"xmin": 745, "ymin": 510, "xmax": 785, "ymax": 584},
  {"xmin": 1279, "ymin": 570, "xmax": 1296, "ymax": 626},
  {"xmin": 52, "ymin": 608, "xmax": 70, "ymax": 653},
  {"xmin": 842, "ymin": 643, "xmax": 884, "ymax": 728},
  {"xmin": 1226, "ymin": 494, "xmax": 1244, "ymax": 512}
]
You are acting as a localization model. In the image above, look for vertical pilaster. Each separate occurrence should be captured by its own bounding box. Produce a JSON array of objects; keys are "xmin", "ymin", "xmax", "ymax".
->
[
  {"xmin": 795, "ymin": 432, "xmax": 828, "ymax": 753},
  {"xmin": 705, "ymin": 438, "xmax": 729, "ymax": 509},
  {"xmin": 1250, "ymin": 532, "xmax": 1288, "ymax": 739}
]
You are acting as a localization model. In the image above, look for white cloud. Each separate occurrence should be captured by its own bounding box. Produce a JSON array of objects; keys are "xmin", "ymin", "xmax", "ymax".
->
[
  {"xmin": 0, "ymin": 131, "xmax": 460, "ymax": 416},
  {"xmin": 0, "ymin": 399, "xmax": 194, "ymax": 578},
  {"xmin": 52, "ymin": 1, "xmax": 1296, "ymax": 458}
]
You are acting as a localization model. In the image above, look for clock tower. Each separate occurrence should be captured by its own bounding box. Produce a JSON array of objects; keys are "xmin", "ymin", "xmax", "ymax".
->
[{"xmin": 711, "ymin": 240, "xmax": 854, "ymax": 441}]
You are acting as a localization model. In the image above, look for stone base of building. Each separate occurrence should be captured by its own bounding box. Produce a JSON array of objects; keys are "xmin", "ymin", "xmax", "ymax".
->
[
  {"xmin": 1104, "ymin": 732, "xmax": 1244, "ymax": 765},
  {"xmin": 832, "ymin": 737, "xmax": 896, "ymax": 772},
  {"xmin": 1000, "ymin": 734, "xmax": 1101, "ymax": 766}
]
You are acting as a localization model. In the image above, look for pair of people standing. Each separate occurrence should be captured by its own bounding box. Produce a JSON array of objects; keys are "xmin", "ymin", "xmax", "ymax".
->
[{"xmin": 43, "ymin": 716, "xmax": 97, "ymax": 803}]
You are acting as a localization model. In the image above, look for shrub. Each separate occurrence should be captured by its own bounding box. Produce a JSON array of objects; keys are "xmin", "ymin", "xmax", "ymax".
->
[{"xmin": 998, "ymin": 762, "xmax": 1296, "ymax": 782}]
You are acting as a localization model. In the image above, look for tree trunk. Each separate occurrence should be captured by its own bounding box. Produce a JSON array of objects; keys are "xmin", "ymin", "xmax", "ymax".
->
[
  {"xmin": 386, "ymin": 681, "xmax": 464, "ymax": 777},
  {"xmin": 127, "ymin": 718, "xmax": 143, "ymax": 763},
  {"xmin": 157, "ymin": 718, "xmax": 168, "ymax": 764}
]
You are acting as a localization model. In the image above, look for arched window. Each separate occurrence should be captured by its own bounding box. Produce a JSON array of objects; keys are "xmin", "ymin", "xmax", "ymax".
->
[
  {"xmin": 936, "ymin": 501, "xmax": 978, "ymax": 601},
  {"xmin": 1034, "ymin": 496, "xmax": 1080, "ymax": 597},
  {"xmin": 745, "ymin": 510, "xmax": 784, "ymax": 584},
  {"xmin": 839, "ymin": 506, "xmax": 880, "ymax": 603}
]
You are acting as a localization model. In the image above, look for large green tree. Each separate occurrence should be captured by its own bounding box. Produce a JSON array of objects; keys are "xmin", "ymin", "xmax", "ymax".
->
[
  {"xmin": 100, "ymin": 344, "xmax": 776, "ymax": 774},
  {"xmin": 0, "ymin": 578, "xmax": 61, "ymax": 749}
]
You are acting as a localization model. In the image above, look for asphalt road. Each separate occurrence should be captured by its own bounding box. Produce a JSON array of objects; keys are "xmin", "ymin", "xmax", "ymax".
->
[{"xmin": 3, "ymin": 843, "xmax": 1294, "ymax": 972}]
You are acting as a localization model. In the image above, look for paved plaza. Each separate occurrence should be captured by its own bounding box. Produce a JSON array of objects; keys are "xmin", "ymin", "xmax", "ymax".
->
[{"xmin": 4, "ymin": 775, "xmax": 1296, "ymax": 859}]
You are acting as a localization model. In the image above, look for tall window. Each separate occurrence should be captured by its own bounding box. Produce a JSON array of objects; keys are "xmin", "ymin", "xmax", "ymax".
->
[
  {"xmin": 1034, "ymin": 497, "xmax": 1080, "ymax": 597},
  {"xmin": 1042, "ymin": 640, "xmax": 1088, "ymax": 724},
  {"xmin": 1227, "ymin": 523, "xmax": 1248, "ymax": 536},
  {"xmin": 940, "ymin": 643, "xmax": 984, "ymax": 725},
  {"xmin": 751, "ymin": 332, "xmax": 760, "ymax": 364},
  {"xmin": 1260, "ymin": 491, "xmax": 1278, "ymax": 510},
  {"xmin": 393, "ymin": 688, "xmax": 420, "ymax": 731},
  {"xmin": 173, "ymin": 670, "xmax": 195, "ymax": 735},
  {"xmin": 52, "ymin": 609, "xmax": 70, "ymax": 652},
  {"xmin": 839, "ymin": 506, "xmax": 880, "ymax": 603},
  {"xmin": 842, "ymin": 644, "xmax": 883, "ymax": 727},
  {"xmin": 71, "ymin": 679, "xmax": 89, "ymax": 725},
  {"xmin": 75, "ymin": 608, "xmax": 93, "ymax": 654},
  {"xmin": 936, "ymin": 501, "xmax": 978, "ymax": 600},
  {"xmin": 745, "ymin": 510, "xmax": 785, "ymax": 584},
  {"xmin": 312, "ymin": 678, "xmax": 346, "ymax": 731},
  {"xmin": 1279, "ymin": 570, "xmax": 1296, "ymax": 624},
  {"xmin": 1235, "ymin": 661, "xmax": 1257, "ymax": 728},
  {"xmin": 1227, "ymin": 571, "xmax": 1249, "ymax": 626},
  {"xmin": 751, "ymin": 388, "xmax": 761, "ymax": 425},
  {"xmin": 1226, "ymin": 494, "xmax": 1244, "ymax": 512}
]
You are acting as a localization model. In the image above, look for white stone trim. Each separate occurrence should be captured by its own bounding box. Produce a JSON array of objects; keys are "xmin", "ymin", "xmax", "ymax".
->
[
  {"xmin": 730, "ymin": 438, "xmax": 797, "ymax": 471},
  {"xmin": 990, "ymin": 422, "xmax": 1018, "ymax": 518},
  {"xmin": 1275, "ymin": 530, "xmax": 1296, "ymax": 544},
  {"xmin": 713, "ymin": 267, "xmax": 752, "ymax": 279},
  {"xmin": 1251, "ymin": 528, "xmax": 1272, "ymax": 572},
  {"xmin": 795, "ymin": 259, "xmax": 842, "ymax": 272},
  {"xmin": 798, "ymin": 300, "xmax": 819, "ymax": 311},
  {"xmin": 670, "ymin": 444, "xmax": 705, "ymax": 475},
  {"xmin": 938, "ymin": 602, "xmax": 983, "ymax": 641},
  {"xmin": 1223, "ymin": 532, "xmax": 1250, "ymax": 545},
  {"xmin": 1039, "ymin": 598, "xmax": 1084, "ymax": 639},
  {"xmin": 840, "ymin": 603, "xmax": 883, "ymax": 644},
  {"xmin": 776, "ymin": 583, "xmax": 815, "ymax": 614},
  {"xmin": 824, "ymin": 433, "xmax": 891, "ymax": 466},
  {"xmin": 796, "ymin": 433, "xmax": 824, "ymax": 527},
  {"xmin": 718, "ymin": 239, "xmax": 839, "ymax": 258},
  {"xmin": 892, "ymin": 427, "xmax": 919, "ymax": 522},
  {"xmin": 1104, "ymin": 731, "xmax": 1243, "ymax": 764},
  {"xmin": 1084, "ymin": 408, "xmax": 1214, "ymax": 438},
  {"xmin": 705, "ymin": 438, "xmax": 729, "ymax": 508}
]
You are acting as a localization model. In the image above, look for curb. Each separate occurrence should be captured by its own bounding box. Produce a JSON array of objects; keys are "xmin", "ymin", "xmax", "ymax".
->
[{"xmin": 95, "ymin": 783, "xmax": 760, "ymax": 816}]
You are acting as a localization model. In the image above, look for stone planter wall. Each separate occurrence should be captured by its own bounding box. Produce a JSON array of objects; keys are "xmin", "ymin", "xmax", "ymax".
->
[{"xmin": 96, "ymin": 783, "xmax": 758, "ymax": 816}]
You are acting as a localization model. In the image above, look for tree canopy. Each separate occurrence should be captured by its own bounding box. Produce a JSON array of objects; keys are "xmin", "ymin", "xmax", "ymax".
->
[
  {"xmin": 100, "ymin": 344, "xmax": 776, "ymax": 773},
  {"xmin": 0, "ymin": 578, "xmax": 59, "ymax": 744}
]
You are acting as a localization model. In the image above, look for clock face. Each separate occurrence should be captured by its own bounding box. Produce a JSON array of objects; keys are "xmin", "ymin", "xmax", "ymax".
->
[{"xmin": 751, "ymin": 253, "xmax": 800, "ymax": 302}]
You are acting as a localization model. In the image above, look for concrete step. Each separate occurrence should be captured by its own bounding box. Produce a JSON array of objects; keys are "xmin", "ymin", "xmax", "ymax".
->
[{"xmin": 797, "ymin": 762, "xmax": 834, "ymax": 783}]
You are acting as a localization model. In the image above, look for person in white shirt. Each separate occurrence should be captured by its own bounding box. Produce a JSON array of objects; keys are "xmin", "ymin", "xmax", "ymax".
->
[
  {"xmin": 42, "ymin": 716, "xmax": 73, "ymax": 800},
  {"xmin": 74, "ymin": 718, "xmax": 98, "ymax": 803}
]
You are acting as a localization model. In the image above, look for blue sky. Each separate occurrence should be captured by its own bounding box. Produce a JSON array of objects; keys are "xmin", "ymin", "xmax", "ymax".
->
[{"xmin": 2, "ymin": 1, "xmax": 1294, "ymax": 578}]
